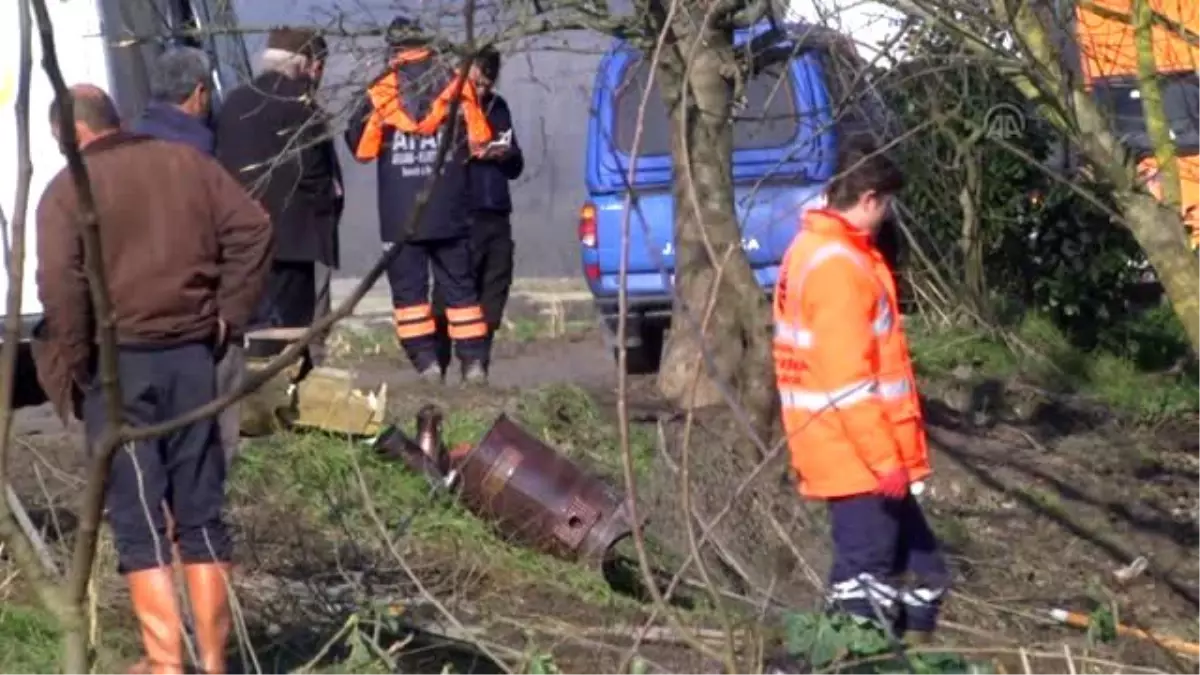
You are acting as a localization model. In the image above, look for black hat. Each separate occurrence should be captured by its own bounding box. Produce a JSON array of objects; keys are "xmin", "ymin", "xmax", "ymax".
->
[{"xmin": 385, "ymin": 16, "xmax": 426, "ymax": 48}]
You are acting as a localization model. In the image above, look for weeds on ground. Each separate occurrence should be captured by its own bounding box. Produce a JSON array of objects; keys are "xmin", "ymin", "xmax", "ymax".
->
[
  {"xmin": 515, "ymin": 383, "xmax": 656, "ymax": 475},
  {"xmin": 907, "ymin": 310, "xmax": 1198, "ymax": 420},
  {"xmin": 0, "ymin": 605, "xmax": 58, "ymax": 673},
  {"xmin": 504, "ymin": 317, "xmax": 594, "ymax": 343},
  {"xmin": 782, "ymin": 612, "xmax": 987, "ymax": 674}
]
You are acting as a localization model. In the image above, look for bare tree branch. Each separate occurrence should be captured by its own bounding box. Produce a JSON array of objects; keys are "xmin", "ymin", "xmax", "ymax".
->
[{"xmin": 0, "ymin": 0, "xmax": 84, "ymax": 661}]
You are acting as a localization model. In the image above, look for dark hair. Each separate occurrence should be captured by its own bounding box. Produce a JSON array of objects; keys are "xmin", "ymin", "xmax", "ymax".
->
[
  {"xmin": 474, "ymin": 46, "xmax": 501, "ymax": 82},
  {"xmin": 48, "ymin": 86, "xmax": 121, "ymax": 133},
  {"xmin": 150, "ymin": 47, "xmax": 212, "ymax": 104},
  {"xmin": 826, "ymin": 140, "xmax": 904, "ymax": 210}
]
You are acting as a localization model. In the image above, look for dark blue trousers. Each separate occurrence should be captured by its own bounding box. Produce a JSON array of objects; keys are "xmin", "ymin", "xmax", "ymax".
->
[
  {"xmin": 83, "ymin": 343, "xmax": 231, "ymax": 574},
  {"xmin": 385, "ymin": 238, "xmax": 487, "ymax": 370},
  {"xmin": 827, "ymin": 493, "xmax": 949, "ymax": 632}
]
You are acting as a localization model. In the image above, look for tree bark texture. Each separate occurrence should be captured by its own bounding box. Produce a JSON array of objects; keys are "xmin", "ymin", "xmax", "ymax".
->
[
  {"xmin": 654, "ymin": 20, "xmax": 778, "ymax": 455},
  {"xmin": 959, "ymin": 150, "xmax": 985, "ymax": 307}
]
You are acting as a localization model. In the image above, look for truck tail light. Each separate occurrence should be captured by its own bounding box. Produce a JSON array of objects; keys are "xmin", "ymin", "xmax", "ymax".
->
[{"xmin": 578, "ymin": 202, "xmax": 597, "ymax": 248}]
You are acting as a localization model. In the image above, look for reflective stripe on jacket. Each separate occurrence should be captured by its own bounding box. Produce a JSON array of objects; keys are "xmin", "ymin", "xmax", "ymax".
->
[
  {"xmin": 772, "ymin": 209, "xmax": 930, "ymax": 499},
  {"xmin": 353, "ymin": 48, "xmax": 493, "ymax": 162}
]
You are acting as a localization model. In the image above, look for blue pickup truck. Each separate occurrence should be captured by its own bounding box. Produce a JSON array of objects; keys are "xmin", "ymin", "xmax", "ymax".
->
[{"xmin": 578, "ymin": 23, "xmax": 890, "ymax": 373}]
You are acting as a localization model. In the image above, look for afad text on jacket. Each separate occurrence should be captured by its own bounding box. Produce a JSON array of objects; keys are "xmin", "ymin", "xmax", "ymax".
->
[
  {"xmin": 345, "ymin": 49, "xmax": 492, "ymax": 243},
  {"xmin": 772, "ymin": 209, "xmax": 930, "ymax": 499}
]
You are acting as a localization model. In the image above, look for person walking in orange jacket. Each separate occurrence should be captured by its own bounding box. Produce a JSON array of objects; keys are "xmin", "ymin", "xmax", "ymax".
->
[{"xmin": 773, "ymin": 140, "xmax": 949, "ymax": 642}]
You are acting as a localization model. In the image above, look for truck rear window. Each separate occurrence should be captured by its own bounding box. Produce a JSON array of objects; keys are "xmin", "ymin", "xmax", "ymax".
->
[
  {"xmin": 1092, "ymin": 71, "xmax": 1199, "ymax": 154},
  {"xmin": 612, "ymin": 57, "xmax": 799, "ymax": 156}
]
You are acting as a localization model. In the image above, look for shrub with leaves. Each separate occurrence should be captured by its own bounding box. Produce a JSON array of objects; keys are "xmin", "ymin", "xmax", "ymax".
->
[
  {"xmin": 880, "ymin": 20, "xmax": 1174, "ymax": 358},
  {"xmin": 782, "ymin": 611, "xmax": 988, "ymax": 674}
]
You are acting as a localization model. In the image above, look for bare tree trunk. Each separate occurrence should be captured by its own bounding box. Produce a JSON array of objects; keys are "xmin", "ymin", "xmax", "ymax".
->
[
  {"xmin": 959, "ymin": 150, "xmax": 985, "ymax": 306},
  {"xmin": 654, "ymin": 23, "xmax": 777, "ymax": 456}
]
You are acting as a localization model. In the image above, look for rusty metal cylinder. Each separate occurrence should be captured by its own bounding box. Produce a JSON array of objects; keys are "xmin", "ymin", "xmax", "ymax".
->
[
  {"xmin": 415, "ymin": 404, "xmax": 449, "ymax": 474},
  {"xmin": 452, "ymin": 414, "xmax": 642, "ymax": 567}
]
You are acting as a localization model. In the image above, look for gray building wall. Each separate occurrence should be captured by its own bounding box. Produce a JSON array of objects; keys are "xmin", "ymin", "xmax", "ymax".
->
[{"xmin": 233, "ymin": 0, "xmax": 610, "ymax": 279}]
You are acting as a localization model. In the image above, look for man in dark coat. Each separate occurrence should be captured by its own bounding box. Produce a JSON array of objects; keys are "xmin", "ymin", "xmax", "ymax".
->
[
  {"xmin": 433, "ymin": 46, "xmax": 524, "ymax": 378},
  {"xmin": 215, "ymin": 28, "xmax": 343, "ymax": 363},
  {"xmin": 34, "ymin": 84, "xmax": 271, "ymax": 675},
  {"xmin": 134, "ymin": 45, "xmax": 247, "ymax": 470},
  {"xmin": 345, "ymin": 17, "xmax": 491, "ymax": 384}
]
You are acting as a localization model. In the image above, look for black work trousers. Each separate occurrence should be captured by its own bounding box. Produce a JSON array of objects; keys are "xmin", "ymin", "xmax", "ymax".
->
[
  {"xmin": 251, "ymin": 260, "xmax": 317, "ymax": 330},
  {"xmin": 82, "ymin": 342, "xmax": 231, "ymax": 574},
  {"xmin": 385, "ymin": 237, "xmax": 488, "ymax": 372},
  {"xmin": 249, "ymin": 260, "xmax": 320, "ymax": 375},
  {"xmin": 432, "ymin": 212, "xmax": 515, "ymax": 370}
]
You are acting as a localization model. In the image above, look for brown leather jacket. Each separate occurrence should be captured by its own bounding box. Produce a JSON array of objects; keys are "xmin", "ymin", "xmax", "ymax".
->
[{"xmin": 33, "ymin": 131, "xmax": 272, "ymax": 419}]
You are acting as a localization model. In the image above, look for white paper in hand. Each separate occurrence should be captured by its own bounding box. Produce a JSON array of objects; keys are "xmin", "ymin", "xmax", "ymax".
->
[{"xmin": 487, "ymin": 129, "xmax": 513, "ymax": 150}]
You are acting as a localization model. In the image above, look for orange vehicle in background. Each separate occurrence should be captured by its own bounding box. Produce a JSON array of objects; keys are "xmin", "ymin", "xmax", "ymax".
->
[{"xmin": 1075, "ymin": 0, "xmax": 1200, "ymax": 248}]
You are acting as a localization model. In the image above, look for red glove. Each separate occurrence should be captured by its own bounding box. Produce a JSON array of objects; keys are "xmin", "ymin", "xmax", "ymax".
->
[{"xmin": 875, "ymin": 467, "xmax": 910, "ymax": 500}]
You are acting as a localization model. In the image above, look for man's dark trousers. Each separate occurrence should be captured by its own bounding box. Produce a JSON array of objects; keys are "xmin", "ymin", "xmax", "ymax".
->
[
  {"xmin": 826, "ymin": 493, "xmax": 949, "ymax": 634},
  {"xmin": 387, "ymin": 237, "xmax": 489, "ymax": 371},
  {"xmin": 433, "ymin": 212, "xmax": 515, "ymax": 370},
  {"xmin": 312, "ymin": 261, "xmax": 334, "ymax": 366},
  {"xmin": 248, "ymin": 260, "xmax": 319, "ymax": 376},
  {"xmin": 253, "ymin": 261, "xmax": 317, "ymax": 329},
  {"xmin": 82, "ymin": 342, "xmax": 231, "ymax": 573}
]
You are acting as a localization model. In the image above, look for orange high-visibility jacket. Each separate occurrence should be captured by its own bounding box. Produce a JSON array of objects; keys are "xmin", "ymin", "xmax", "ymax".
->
[{"xmin": 772, "ymin": 209, "xmax": 931, "ymax": 499}]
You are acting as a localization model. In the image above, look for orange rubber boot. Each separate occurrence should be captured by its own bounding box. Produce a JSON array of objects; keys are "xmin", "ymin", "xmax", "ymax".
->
[
  {"xmin": 125, "ymin": 567, "xmax": 185, "ymax": 674},
  {"xmin": 184, "ymin": 563, "xmax": 232, "ymax": 674}
]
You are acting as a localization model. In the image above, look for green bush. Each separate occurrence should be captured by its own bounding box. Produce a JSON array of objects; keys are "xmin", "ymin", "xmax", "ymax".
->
[
  {"xmin": 883, "ymin": 21, "xmax": 1181, "ymax": 361},
  {"xmin": 782, "ymin": 611, "xmax": 988, "ymax": 674}
]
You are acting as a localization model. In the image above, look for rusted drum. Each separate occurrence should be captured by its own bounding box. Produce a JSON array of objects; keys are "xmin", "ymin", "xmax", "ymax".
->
[{"xmin": 453, "ymin": 414, "xmax": 642, "ymax": 567}]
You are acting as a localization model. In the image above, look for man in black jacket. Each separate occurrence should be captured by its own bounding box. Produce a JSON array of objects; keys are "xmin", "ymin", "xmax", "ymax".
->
[
  {"xmin": 215, "ymin": 29, "xmax": 343, "ymax": 361},
  {"xmin": 433, "ymin": 46, "xmax": 524, "ymax": 378},
  {"xmin": 345, "ymin": 17, "xmax": 490, "ymax": 384}
]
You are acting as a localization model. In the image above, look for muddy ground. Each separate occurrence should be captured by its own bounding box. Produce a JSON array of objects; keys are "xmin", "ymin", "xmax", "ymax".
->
[{"xmin": 3, "ymin": 325, "xmax": 1198, "ymax": 673}]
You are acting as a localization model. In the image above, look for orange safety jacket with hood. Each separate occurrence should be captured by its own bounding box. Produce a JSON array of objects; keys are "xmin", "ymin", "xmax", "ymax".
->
[
  {"xmin": 352, "ymin": 48, "xmax": 494, "ymax": 162},
  {"xmin": 344, "ymin": 47, "xmax": 492, "ymax": 244},
  {"xmin": 772, "ymin": 209, "xmax": 931, "ymax": 499}
]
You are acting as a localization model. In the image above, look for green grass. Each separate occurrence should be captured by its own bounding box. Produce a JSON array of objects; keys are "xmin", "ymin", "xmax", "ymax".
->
[
  {"xmin": 907, "ymin": 312, "xmax": 1198, "ymax": 420},
  {"xmin": 501, "ymin": 317, "xmax": 594, "ymax": 343},
  {"xmin": 0, "ymin": 606, "xmax": 60, "ymax": 674},
  {"xmin": 229, "ymin": 384, "xmax": 653, "ymax": 607}
]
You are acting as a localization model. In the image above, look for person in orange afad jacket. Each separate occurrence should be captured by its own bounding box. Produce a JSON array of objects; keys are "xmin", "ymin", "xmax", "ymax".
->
[{"xmin": 773, "ymin": 140, "xmax": 949, "ymax": 643}]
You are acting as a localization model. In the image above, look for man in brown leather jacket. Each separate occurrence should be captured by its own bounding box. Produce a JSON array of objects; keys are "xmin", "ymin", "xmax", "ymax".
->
[{"xmin": 34, "ymin": 84, "xmax": 271, "ymax": 674}]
